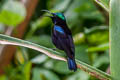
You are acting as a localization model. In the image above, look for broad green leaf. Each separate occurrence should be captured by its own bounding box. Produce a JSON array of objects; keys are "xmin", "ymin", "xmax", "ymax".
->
[
  {"xmin": 0, "ymin": 0, "xmax": 26, "ymax": 26},
  {"xmin": 110, "ymin": 0, "xmax": 120, "ymax": 79}
]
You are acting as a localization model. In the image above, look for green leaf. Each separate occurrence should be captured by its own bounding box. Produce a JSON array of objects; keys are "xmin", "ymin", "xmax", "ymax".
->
[
  {"xmin": 76, "ymin": 60, "xmax": 111, "ymax": 80},
  {"xmin": 86, "ymin": 30, "xmax": 109, "ymax": 45},
  {"xmin": 26, "ymin": 17, "xmax": 51, "ymax": 38},
  {"xmin": 0, "ymin": 34, "xmax": 112, "ymax": 80},
  {"xmin": 0, "ymin": 0, "xmax": 26, "ymax": 26},
  {"xmin": 26, "ymin": 35, "xmax": 53, "ymax": 48},
  {"xmin": 53, "ymin": 61, "xmax": 72, "ymax": 74},
  {"xmin": 95, "ymin": 0, "xmax": 109, "ymax": 12},
  {"xmin": 110, "ymin": 0, "xmax": 120, "ymax": 79},
  {"xmin": 53, "ymin": 0, "xmax": 71, "ymax": 11},
  {"xmin": 85, "ymin": 26, "xmax": 108, "ymax": 34},
  {"xmin": 0, "ymin": 24, "xmax": 5, "ymax": 33},
  {"xmin": 43, "ymin": 59, "xmax": 55, "ymax": 69},
  {"xmin": 23, "ymin": 62, "xmax": 32, "ymax": 80},
  {"xmin": 65, "ymin": 0, "xmax": 104, "ymax": 29},
  {"xmin": 66, "ymin": 70, "xmax": 90, "ymax": 80},
  {"xmin": 4, "ymin": 62, "xmax": 31, "ymax": 80},
  {"xmin": 31, "ymin": 54, "xmax": 48, "ymax": 64},
  {"xmin": 76, "ymin": 45, "xmax": 90, "ymax": 64},
  {"xmin": 93, "ymin": 53, "xmax": 109, "ymax": 68},
  {"xmin": 32, "ymin": 68, "xmax": 60, "ymax": 80},
  {"xmin": 0, "ymin": 75, "xmax": 8, "ymax": 80},
  {"xmin": 87, "ymin": 43, "xmax": 109, "ymax": 52},
  {"xmin": 15, "ymin": 49, "xmax": 26, "ymax": 64},
  {"xmin": 73, "ymin": 33, "xmax": 86, "ymax": 45}
]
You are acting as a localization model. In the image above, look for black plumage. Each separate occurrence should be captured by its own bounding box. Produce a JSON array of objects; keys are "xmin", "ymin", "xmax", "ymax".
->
[{"xmin": 42, "ymin": 10, "xmax": 77, "ymax": 71}]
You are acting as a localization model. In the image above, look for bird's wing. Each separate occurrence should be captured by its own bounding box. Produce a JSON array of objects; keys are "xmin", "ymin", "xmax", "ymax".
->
[{"xmin": 56, "ymin": 31, "xmax": 75, "ymax": 58}]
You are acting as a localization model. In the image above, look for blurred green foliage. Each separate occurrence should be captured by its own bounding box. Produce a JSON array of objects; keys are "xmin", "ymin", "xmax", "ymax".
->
[
  {"xmin": 0, "ymin": 0, "xmax": 26, "ymax": 27},
  {"xmin": 0, "ymin": 0, "xmax": 109, "ymax": 80},
  {"xmin": 95, "ymin": 0, "xmax": 109, "ymax": 12}
]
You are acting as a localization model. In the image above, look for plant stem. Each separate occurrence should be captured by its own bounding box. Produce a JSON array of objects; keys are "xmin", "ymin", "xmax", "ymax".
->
[
  {"xmin": 110, "ymin": 0, "xmax": 120, "ymax": 80},
  {"xmin": 0, "ymin": 34, "xmax": 112, "ymax": 80},
  {"xmin": 95, "ymin": 0, "xmax": 109, "ymax": 12}
]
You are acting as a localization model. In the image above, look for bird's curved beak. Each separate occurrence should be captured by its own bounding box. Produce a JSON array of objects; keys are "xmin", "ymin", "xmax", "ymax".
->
[{"xmin": 41, "ymin": 10, "xmax": 54, "ymax": 18}]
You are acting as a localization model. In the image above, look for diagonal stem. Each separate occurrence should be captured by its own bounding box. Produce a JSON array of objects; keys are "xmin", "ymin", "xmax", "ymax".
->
[{"xmin": 0, "ymin": 34, "xmax": 112, "ymax": 80}]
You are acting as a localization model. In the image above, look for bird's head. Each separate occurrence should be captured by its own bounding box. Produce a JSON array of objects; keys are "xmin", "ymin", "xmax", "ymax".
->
[{"xmin": 42, "ymin": 10, "xmax": 66, "ymax": 25}]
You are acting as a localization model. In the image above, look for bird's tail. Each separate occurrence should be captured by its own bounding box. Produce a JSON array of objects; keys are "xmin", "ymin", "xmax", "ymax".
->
[{"xmin": 67, "ymin": 57, "xmax": 77, "ymax": 71}]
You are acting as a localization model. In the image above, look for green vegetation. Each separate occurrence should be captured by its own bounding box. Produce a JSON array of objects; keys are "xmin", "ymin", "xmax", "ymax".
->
[
  {"xmin": 110, "ymin": 0, "xmax": 120, "ymax": 79},
  {"xmin": 0, "ymin": 0, "xmax": 119, "ymax": 80}
]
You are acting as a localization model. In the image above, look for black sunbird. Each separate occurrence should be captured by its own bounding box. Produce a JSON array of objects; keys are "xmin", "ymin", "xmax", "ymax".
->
[{"xmin": 42, "ymin": 10, "xmax": 77, "ymax": 71}]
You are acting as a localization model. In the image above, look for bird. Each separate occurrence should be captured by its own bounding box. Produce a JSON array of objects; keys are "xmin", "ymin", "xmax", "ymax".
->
[{"xmin": 42, "ymin": 10, "xmax": 77, "ymax": 71}]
